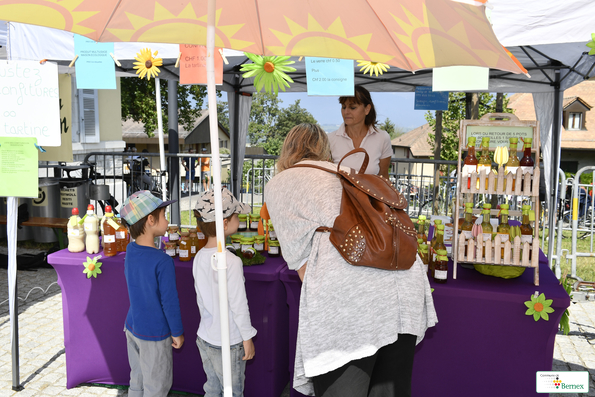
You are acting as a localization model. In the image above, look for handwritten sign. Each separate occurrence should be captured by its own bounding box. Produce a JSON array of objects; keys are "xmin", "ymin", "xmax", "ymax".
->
[
  {"xmin": 0, "ymin": 137, "xmax": 39, "ymax": 198},
  {"xmin": 40, "ymin": 74, "xmax": 73, "ymax": 162},
  {"xmin": 466, "ymin": 125, "xmax": 534, "ymax": 149},
  {"xmin": 0, "ymin": 61, "xmax": 60, "ymax": 147},
  {"xmin": 179, "ymin": 45, "xmax": 223, "ymax": 85},
  {"xmin": 414, "ymin": 87, "xmax": 449, "ymax": 110},
  {"xmin": 432, "ymin": 66, "xmax": 489, "ymax": 92},
  {"xmin": 74, "ymin": 35, "xmax": 116, "ymax": 90},
  {"xmin": 306, "ymin": 57, "xmax": 354, "ymax": 96}
]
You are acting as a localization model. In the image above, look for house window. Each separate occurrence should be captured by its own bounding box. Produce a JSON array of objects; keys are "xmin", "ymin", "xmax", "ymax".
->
[
  {"xmin": 568, "ymin": 112, "xmax": 582, "ymax": 130},
  {"xmin": 78, "ymin": 89, "xmax": 100, "ymax": 143}
]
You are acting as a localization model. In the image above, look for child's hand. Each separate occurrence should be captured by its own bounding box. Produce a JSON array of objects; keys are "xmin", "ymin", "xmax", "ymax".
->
[
  {"xmin": 242, "ymin": 339, "xmax": 255, "ymax": 361},
  {"xmin": 172, "ymin": 335, "xmax": 184, "ymax": 349}
]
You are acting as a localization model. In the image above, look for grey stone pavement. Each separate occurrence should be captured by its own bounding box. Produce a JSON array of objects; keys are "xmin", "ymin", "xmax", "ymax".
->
[{"xmin": 0, "ymin": 265, "xmax": 593, "ymax": 397}]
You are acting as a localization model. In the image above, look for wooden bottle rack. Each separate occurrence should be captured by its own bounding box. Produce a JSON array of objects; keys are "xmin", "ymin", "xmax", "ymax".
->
[{"xmin": 453, "ymin": 113, "xmax": 541, "ymax": 286}]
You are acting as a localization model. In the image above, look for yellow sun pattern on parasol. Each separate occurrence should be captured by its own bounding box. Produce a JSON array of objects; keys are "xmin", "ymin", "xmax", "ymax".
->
[
  {"xmin": 357, "ymin": 60, "xmax": 390, "ymax": 76},
  {"xmin": 133, "ymin": 48, "xmax": 163, "ymax": 80},
  {"xmin": 240, "ymin": 53, "xmax": 296, "ymax": 94},
  {"xmin": 524, "ymin": 293, "xmax": 554, "ymax": 321}
]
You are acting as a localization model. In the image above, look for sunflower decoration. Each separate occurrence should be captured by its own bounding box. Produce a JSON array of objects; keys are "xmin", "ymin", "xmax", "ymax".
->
[
  {"xmin": 133, "ymin": 48, "xmax": 163, "ymax": 80},
  {"xmin": 357, "ymin": 60, "xmax": 390, "ymax": 77},
  {"xmin": 524, "ymin": 292, "xmax": 554, "ymax": 321},
  {"xmin": 83, "ymin": 256, "xmax": 103, "ymax": 279},
  {"xmin": 240, "ymin": 53, "xmax": 296, "ymax": 94},
  {"xmin": 587, "ymin": 33, "xmax": 595, "ymax": 55}
]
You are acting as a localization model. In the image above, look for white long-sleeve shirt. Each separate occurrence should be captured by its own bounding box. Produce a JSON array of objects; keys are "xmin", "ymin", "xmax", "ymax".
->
[{"xmin": 192, "ymin": 247, "xmax": 257, "ymax": 346}]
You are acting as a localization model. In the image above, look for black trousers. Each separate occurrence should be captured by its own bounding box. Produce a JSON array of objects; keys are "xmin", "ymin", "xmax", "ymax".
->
[{"xmin": 312, "ymin": 334, "xmax": 417, "ymax": 397}]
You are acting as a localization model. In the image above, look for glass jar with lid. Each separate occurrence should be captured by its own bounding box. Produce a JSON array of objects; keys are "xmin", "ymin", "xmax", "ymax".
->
[
  {"xmin": 231, "ymin": 234, "xmax": 243, "ymax": 250},
  {"xmin": 249, "ymin": 214, "xmax": 261, "ymax": 231},
  {"xmin": 268, "ymin": 239, "xmax": 281, "ymax": 257},
  {"xmin": 196, "ymin": 225, "xmax": 207, "ymax": 250},
  {"xmin": 240, "ymin": 236, "xmax": 255, "ymax": 253},
  {"xmin": 254, "ymin": 235, "xmax": 265, "ymax": 252},
  {"xmin": 188, "ymin": 228, "xmax": 200, "ymax": 257},
  {"xmin": 238, "ymin": 214, "xmax": 248, "ymax": 232},
  {"xmin": 178, "ymin": 232, "xmax": 191, "ymax": 262},
  {"xmin": 164, "ymin": 241, "xmax": 177, "ymax": 257},
  {"xmin": 167, "ymin": 225, "xmax": 180, "ymax": 242},
  {"xmin": 268, "ymin": 222, "xmax": 277, "ymax": 240}
]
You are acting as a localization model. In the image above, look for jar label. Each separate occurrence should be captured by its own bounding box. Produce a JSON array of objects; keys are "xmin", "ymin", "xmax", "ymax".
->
[
  {"xmin": 497, "ymin": 233, "xmax": 509, "ymax": 243},
  {"xmin": 191, "ymin": 246, "xmax": 197, "ymax": 254},
  {"xmin": 521, "ymin": 166, "xmax": 534, "ymax": 175},
  {"xmin": 84, "ymin": 223, "xmax": 94, "ymax": 232},
  {"xmin": 254, "ymin": 243, "xmax": 264, "ymax": 251},
  {"xmin": 68, "ymin": 229, "xmax": 80, "ymax": 237},
  {"xmin": 434, "ymin": 269, "xmax": 447, "ymax": 280},
  {"xmin": 482, "ymin": 233, "xmax": 492, "ymax": 242},
  {"xmin": 239, "ymin": 222, "xmax": 247, "ymax": 228},
  {"xmin": 104, "ymin": 235, "xmax": 116, "ymax": 243},
  {"xmin": 180, "ymin": 250, "xmax": 189, "ymax": 258},
  {"xmin": 116, "ymin": 231, "xmax": 126, "ymax": 239},
  {"xmin": 269, "ymin": 231, "xmax": 277, "ymax": 239},
  {"xmin": 521, "ymin": 235, "xmax": 533, "ymax": 244},
  {"xmin": 269, "ymin": 246, "xmax": 279, "ymax": 254},
  {"xmin": 166, "ymin": 249, "xmax": 176, "ymax": 257},
  {"xmin": 169, "ymin": 233, "xmax": 179, "ymax": 241},
  {"xmin": 505, "ymin": 166, "xmax": 519, "ymax": 175},
  {"xmin": 232, "ymin": 242, "xmax": 241, "ymax": 250},
  {"xmin": 241, "ymin": 244, "xmax": 252, "ymax": 252},
  {"xmin": 462, "ymin": 230, "xmax": 473, "ymax": 240},
  {"xmin": 250, "ymin": 221, "xmax": 259, "ymax": 229},
  {"xmin": 461, "ymin": 164, "xmax": 476, "ymax": 178},
  {"xmin": 197, "ymin": 232, "xmax": 205, "ymax": 239},
  {"xmin": 477, "ymin": 164, "xmax": 491, "ymax": 175}
]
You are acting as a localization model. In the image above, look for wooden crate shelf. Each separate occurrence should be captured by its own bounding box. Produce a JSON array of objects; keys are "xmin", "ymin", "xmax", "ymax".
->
[{"xmin": 460, "ymin": 166, "xmax": 540, "ymax": 196}]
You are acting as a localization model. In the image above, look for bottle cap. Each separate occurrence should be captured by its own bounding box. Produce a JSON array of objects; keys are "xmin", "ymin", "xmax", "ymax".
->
[
  {"xmin": 509, "ymin": 137, "xmax": 518, "ymax": 144},
  {"xmin": 436, "ymin": 249, "xmax": 448, "ymax": 256},
  {"xmin": 500, "ymin": 203, "xmax": 510, "ymax": 210},
  {"xmin": 481, "ymin": 137, "xmax": 490, "ymax": 146},
  {"xmin": 419, "ymin": 244, "xmax": 428, "ymax": 252},
  {"xmin": 434, "ymin": 219, "xmax": 442, "ymax": 225},
  {"xmin": 105, "ymin": 205, "xmax": 112, "ymax": 213},
  {"xmin": 419, "ymin": 215, "xmax": 426, "ymax": 221},
  {"xmin": 417, "ymin": 238, "xmax": 423, "ymax": 244},
  {"xmin": 436, "ymin": 224, "xmax": 445, "ymax": 231},
  {"xmin": 483, "ymin": 203, "xmax": 492, "ymax": 209},
  {"xmin": 522, "ymin": 204, "xmax": 532, "ymax": 211},
  {"xmin": 467, "ymin": 137, "xmax": 477, "ymax": 146},
  {"xmin": 72, "ymin": 208, "xmax": 79, "ymax": 215},
  {"xmin": 501, "ymin": 209, "xmax": 509, "ymax": 215},
  {"xmin": 524, "ymin": 138, "xmax": 532, "ymax": 143},
  {"xmin": 465, "ymin": 202, "xmax": 473, "ymax": 208},
  {"xmin": 87, "ymin": 204, "xmax": 94, "ymax": 211},
  {"xmin": 465, "ymin": 207, "xmax": 473, "ymax": 214}
]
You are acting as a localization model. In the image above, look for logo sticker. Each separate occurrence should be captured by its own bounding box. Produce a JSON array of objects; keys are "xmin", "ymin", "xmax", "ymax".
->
[{"xmin": 536, "ymin": 371, "xmax": 589, "ymax": 393}]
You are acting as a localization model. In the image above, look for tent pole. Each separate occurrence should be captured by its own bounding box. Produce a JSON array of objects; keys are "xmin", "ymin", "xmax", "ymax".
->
[
  {"xmin": 547, "ymin": 70, "xmax": 562, "ymax": 268},
  {"xmin": 231, "ymin": 85, "xmax": 241, "ymax": 198},
  {"xmin": 168, "ymin": 79, "xmax": 180, "ymax": 225}
]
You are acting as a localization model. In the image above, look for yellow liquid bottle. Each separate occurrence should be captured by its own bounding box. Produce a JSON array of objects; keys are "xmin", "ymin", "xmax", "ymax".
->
[
  {"xmin": 505, "ymin": 138, "xmax": 520, "ymax": 190},
  {"xmin": 481, "ymin": 204, "xmax": 493, "ymax": 257},
  {"xmin": 497, "ymin": 204, "xmax": 511, "ymax": 256},
  {"xmin": 477, "ymin": 137, "xmax": 491, "ymax": 189},
  {"xmin": 417, "ymin": 215, "xmax": 427, "ymax": 244},
  {"xmin": 460, "ymin": 202, "xmax": 474, "ymax": 240}
]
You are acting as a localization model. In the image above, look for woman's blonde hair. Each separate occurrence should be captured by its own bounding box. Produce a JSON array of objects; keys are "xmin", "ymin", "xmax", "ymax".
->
[{"xmin": 277, "ymin": 123, "xmax": 332, "ymax": 172}]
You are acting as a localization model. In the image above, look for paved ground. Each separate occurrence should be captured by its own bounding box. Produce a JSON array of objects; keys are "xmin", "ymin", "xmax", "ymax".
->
[{"xmin": 0, "ymin": 263, "xmax": 594, "ymax": 397}]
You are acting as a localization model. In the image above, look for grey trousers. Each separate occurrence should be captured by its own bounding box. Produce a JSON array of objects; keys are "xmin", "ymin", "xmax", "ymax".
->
[{"xmin": 125, "ymin": 329, "xmax": 173, "ymax": 397}]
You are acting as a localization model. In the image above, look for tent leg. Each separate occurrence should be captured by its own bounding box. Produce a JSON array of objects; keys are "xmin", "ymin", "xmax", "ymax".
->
[
  {"xmin": 12, "ymin": 277, "xmax": 22, "ymax": 391},
  {"xmin": 168, "ymin": 79, "xmax": 180, "ymax": 225},
  {"xmin": 547, "ymin": 70, "xmax": 562, "ymax": 266}
]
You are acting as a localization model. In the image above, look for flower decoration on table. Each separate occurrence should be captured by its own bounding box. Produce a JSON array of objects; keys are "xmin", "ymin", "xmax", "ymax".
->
[
  {"xmin": 83, "ymin": 256, "xmax": 103, "ymax": 279},
  {"xmin": 357, "ymin": 60, "xmax": 390, "ymax": 77},
  {"xmin": 133, "ymin": 48, "xmax": 163, "ymax": 80},
  {"xmin": 524, "ymin": 292, "xmax": 554, "ymax": 321},
  {"xmin": 586, "ymin": 33, "xmax": 595, "ymax": 55},
  {"xmin": 494, "ymin": 145, "xmax": 509, "ymax": 169},
  {"xmin": 240, "ymin": 53, "xmax": 296, "ymax": 94}
]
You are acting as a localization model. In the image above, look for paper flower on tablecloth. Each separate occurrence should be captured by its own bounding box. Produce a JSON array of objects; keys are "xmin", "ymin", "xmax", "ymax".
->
[
  {"xmin": 240, "ymin": 53, "xmax": 295, "ymax": 94},
  {"xmin": 133, "ymin": 48, "xmax": 163, "ymax": 80},
  {"xmin": 586, "ymin": 33, "xmax": 595, "ymax": 55},
  {"xmin": 357, "ymin": 60, "xmax": 390, "ymax": 76},
  {"xmin": 524, "ymin": 293, "xmax": 554, "ymax": 321},
  {"xmin": 83, "ymin": 256, "xmax": 102, "ymax": 279}
]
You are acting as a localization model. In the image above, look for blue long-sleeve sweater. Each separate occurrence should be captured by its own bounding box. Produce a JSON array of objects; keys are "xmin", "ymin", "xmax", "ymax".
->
[{"xmin": 124, "ymin": 242, "xmax": 184, "ymax": 341}]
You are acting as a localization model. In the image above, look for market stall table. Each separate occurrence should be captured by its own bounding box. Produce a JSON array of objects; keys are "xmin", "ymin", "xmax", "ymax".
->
[
  {"xmin": 280, "ymin": 250, "xmax": 569, "ymax": 397},
  {"xmin": 47, "ymin": 249, "xmax": 289, "ymax": 397}
]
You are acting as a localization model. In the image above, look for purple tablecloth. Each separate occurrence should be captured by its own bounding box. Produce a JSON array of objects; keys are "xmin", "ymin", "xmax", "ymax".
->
[
  {"xmin": 48, "ymin": 249, "xmax": 289, "ymax": 397},
  {"xmin": 280, "ymin": 251, "xmax": 570, "ymax": 397}
]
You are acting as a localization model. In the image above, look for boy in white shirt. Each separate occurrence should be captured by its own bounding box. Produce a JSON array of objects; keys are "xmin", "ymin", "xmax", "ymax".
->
[{"xmin": 193, "ymin": 187, "xmax": 257, "ymax": 397}]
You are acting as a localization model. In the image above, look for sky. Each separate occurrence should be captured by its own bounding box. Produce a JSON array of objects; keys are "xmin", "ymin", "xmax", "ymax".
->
[{"xmin": 220, "ymin": 91, "xmax": 430, "ymax": 132}]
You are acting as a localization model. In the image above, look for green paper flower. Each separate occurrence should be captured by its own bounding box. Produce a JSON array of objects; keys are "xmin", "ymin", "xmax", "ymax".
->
[
  {"xmin": 587, "ymin": 33, "xmax": 595, "ymax": 56},
  {"xmin": 524, "ymin": 293, "xmax": 554, "ymax": 321},
  {"xmin": 83, "ymin": 256, "xmax": 102, "ymax": 279},
  {"xmin": 240, "ymin": 53, "xmax": 296, "ymax": 94}
]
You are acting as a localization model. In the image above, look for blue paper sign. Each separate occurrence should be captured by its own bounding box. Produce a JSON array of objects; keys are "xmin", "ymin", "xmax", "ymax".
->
[
  {"xmin": 414, "ymin": 87, "xmax": 449, "ymax": 111},
  {"xmin": 74, "ymin": 35, "xmax": 116, "ymax": 90},
  {"xmin": 305, "ymin": 58, "xmax": 354, "ymax": 96}
]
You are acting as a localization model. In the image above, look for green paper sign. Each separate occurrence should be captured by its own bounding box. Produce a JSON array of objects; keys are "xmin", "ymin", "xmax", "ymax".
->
[
  {"xmin": 0, "ymin": 137, "xmax": 39, "ymax": 198},
  {"xmin": 466, "ymin": 125, "xmax": 534, "ymax": 149}
]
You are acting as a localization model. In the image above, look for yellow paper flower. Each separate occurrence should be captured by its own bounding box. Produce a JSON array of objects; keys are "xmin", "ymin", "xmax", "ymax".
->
[
  {"xmin": 524, "ymin": 293, "xmax": 554, "ymax": 321},
  {"xmin": 133, "ymin": 48, "xmax": 163, "ymax": 80},
  {"xmin": 240, "ymin": 53, "xmax": 296, "ymax": 94},
  {"xmin": 83, "ymin": 256, "xmax": 102, "ymax": 279},
  {"xmin": 357, "ymin": 60, "xmax": 390, "ymax": 77}
]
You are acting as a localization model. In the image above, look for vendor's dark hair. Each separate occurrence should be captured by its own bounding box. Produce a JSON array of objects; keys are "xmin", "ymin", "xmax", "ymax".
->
[
  {"xmin": 193, "ymin": 210, "xmax": 234, "ymax": 238},
  {"xmin": 122, "ymin": 207, "xmax": 164, "ymax": 239},
  {"xmin": 338, "ymin": 85, "xmax": 377, "ymax": 127}
]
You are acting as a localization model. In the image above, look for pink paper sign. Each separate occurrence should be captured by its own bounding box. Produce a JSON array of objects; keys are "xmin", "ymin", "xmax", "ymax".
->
[{"xmin": 179, "ymin": 44, "xmax": 223, "ymax": 85}]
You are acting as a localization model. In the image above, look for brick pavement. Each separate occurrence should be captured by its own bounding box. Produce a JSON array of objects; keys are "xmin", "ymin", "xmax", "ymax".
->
[{"xmin": 1, "ymin": 265, "xmax": 594, "ymax": 396}]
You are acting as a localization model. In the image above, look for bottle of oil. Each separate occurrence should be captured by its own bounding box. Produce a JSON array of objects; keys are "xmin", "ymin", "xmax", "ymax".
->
[
  {"xmin": 460, "ymin": 202, "xmax": 474, "ymax": 240},
  {"xmin": 477, "ymin": 137, "xmax": 491, "ymax": 189},
  {"xmin": 432, "ymin": 224, "xmax": 447, "ymax": 278},
  {"xmin": 417, "ymin": 215, "xmax": 427, "ymax": 243},
  {"xmin": 505, "ymin": 138, "xmax": 520, "ymax": 190},
  {"xmin": 419, "ymin": 243, "xmax": 429, "ymax": 274},
  {"xmin": 188, "ymin": 228, "xmax": 200, "ymax": 258},
  {"xmin": 520, "ymin": 138, "xmax": 535, "ymax": 175},
  {"xmin": 115, "ymin": 215, "xmax": 129, "ymax": 252},
  {"xmin": 433, "ymin": 249, "xmax": 448, "ymax": 284},
  {"xmin": 102, "ymin": 206, "xmax": 118, "ymax": 257},
  {"xmin": 179, "ymin": 232, "xmax": 191, "ymax": 262},
  {"xmin": 497, "ymin": 204, "xmax": 511, "ymax": 255},
  {"xmin": 462, "ymin": 136, "xmax": 478, "ymax": 189},
  {"xmin": 520, "ymin": 204, "xmax": 534, "ymax": 244},
  {"xmin": 429, "ymin": 219, "xmax": 442, "ymax": 273},
  {"xmin": 481, "ymin": 204, "xmax": 493, "ymax": 242}
]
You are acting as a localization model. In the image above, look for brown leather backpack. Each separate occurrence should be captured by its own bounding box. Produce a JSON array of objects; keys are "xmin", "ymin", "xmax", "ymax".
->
[{"xmin": 292, "ymin": 148, "xmax": 418, "ymax": 271}]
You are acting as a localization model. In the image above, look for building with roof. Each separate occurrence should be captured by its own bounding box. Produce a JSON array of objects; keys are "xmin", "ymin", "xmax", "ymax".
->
[
  {"xmin": 390, "ymin": 124, "xmax": 434, "ymax": 181},
  {"xmin": 508, "ymin": 80, "xmax": 595, "ymax": 173}
]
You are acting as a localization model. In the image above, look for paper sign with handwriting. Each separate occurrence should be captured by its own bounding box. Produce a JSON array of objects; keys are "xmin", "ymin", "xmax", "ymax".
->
[
  {"xmin": 0, "ymin": 61, "xmax": 60, "ymax": 147},
  {"xmin": 74, "ymin": 35, "xmax": 116, "ymax": 90},
  {"xmin": 306, "ymin": 58, "xmax": 354, "ymax": 96},
  {"xmin": 0, "ymin": 137, "xmax": 38, "ymax": 198},
  {"xmin": 414, "ymin": 86, "xmax": 449, "ymax": 110},
  {"xmin": 179, "ymin": 44, "xmax": 223, "ymax": 85}
]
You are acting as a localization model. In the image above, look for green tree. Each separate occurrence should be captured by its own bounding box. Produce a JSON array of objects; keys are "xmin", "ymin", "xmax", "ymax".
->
[
  {"xmin": 425, "ymin": 93, "xmax": 512, "ymax": 161},
  {"xmin": 378, "ymin": 118, "xmax": 407, "ymax": 139},
  {"xmin": 121, "ymin": 78, "xmax": 207, "ymax": 137},
  {"xmin": 264, "ymin": 99, "xmax": 318, "ymax": 155},
  {"xmin": 248, "ymin": 92, "xmax": 282, "ymax": 146},
  {"xmin": 217, "ymin": 100, "xmax": 229, "ymax": 132}
]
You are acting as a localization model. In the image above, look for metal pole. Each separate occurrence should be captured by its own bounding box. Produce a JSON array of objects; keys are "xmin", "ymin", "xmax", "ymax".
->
[
  {"xmin": 570, "ymin": 166, "xmax": 595, "ymax": 278},
  {"xmin": 547, "ymin": 70, "xmax": 562, "ymax": 267},
  {"xmin": 168, "ymin": 79, "xmax": 180, "ymax": 225},
  {"xmin": 231, "ymin": 88, "xmax": 241, "ymax": 198},
  {"xmin": 11, "ymin": 274, "xmax": 21, "ymax": 391}
]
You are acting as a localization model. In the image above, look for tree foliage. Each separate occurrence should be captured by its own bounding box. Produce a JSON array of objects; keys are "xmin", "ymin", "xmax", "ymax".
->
[
  {"xmin": 120, "ymin": 78, "xmax": 207, "ymax": 137},
  {"xmin": 378, "ymin": 118, "xmax": 407, "ymax": 139},
  {"xmin": 217, "ymin": 100, "xmax": 229, "ymax": 132},
  {"xmin": 425, "ymin": 93, "xmax": 512, "ymax": 161}
]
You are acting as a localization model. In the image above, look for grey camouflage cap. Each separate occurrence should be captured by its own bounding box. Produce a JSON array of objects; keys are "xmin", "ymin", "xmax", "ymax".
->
[{"xmin": 194, "ymin": 187, "xmax": 251, "ymax": 222}]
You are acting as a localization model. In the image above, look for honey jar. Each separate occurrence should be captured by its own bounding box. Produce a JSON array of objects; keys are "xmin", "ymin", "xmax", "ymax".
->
[
  {"xmin": 164, "ymin": 241, "xmax": 177, "ymax": 257},
  {"xmin": 188, "ymin": 228, "xmax": 200, "ymax": 257},
  {"xmin": 268, "ymin": 239, "xmax": 281, "ymax": 257},
  {"xmin": 254, "ymin": 235, "xmax": 265, "ymax": 252},
  {"xmin": 238, "ymin": 214, "xmax": 248, "ymax": 232},
  {"xmin": 249, "ymin": 214, "xmax": 261, "ymax": 231},
  {"xmin": 178, "ymin": 232, "xmax": 191, "ymax": 262}
]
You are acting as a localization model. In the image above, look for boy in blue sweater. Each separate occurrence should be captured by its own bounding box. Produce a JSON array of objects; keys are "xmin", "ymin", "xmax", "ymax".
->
[{"xmin": 121, "ymin": 190, "xmax": 184, "ymax": 397}]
